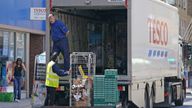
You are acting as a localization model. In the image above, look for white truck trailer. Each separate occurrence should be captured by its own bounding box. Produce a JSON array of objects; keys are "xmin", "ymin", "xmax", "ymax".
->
[{"xmin": 47, "ymin": 0, "xmax": 185, "ymax": 107}]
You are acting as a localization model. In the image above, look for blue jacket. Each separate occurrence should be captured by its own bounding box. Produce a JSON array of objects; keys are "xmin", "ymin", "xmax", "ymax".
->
[
  {"xmin": 52, "ymin": 64, "xmax": 69, "ymax": 76},
  {"xmin": 51, "ymin": 20, "xmax": 69, "ymax": 42}
]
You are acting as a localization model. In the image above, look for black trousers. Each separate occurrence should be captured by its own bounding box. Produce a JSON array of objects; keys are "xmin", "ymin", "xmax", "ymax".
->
[
  {"xmin": 44, "ymin": 86, "xmax": 56, "ymax": 106},
  {"xmin": 52, "ymin": 37, "xmax": 70, "ymax": 71}
]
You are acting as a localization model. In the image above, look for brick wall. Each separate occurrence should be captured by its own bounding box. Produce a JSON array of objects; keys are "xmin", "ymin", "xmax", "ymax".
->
[{"xmin": 29, "ymin": 34, "xmax": 44, "ymax": 97}]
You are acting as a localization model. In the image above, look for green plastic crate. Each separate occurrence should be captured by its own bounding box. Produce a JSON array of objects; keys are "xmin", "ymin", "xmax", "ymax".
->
[
  {"xmin": 4, "ymin": 93, "xmax": 14, "ymax": 102},
  {"xmin": 0, "ymin": 92, "xmax": 13, "ymax": 102},
  {"xmin": 105, "ymin": 97, "xmax": 117, "ymax": 103},
  {"xmin": 94, "ymin": 103, "xmax": 107, "ymax": 107},
  {"xmin": 104, "ymin": 76, "xmax": 118, "ymax": 103},
  {"xmin": 104, "ymin": 69, "xmax": 118, "ymax": 76},
  {"xmin": 94, "ymin": 102, "xmax": 117, "ymax": 107},
  {"xmin": 0, "ymin": 93, "xmax": 5, "ymax": 101},
  {"xmin": 94, "ymin": 74, "xmax": 119, "ymax": 106},
  {"xmin": 94, "ymin": 75, "xmax": 105, "ymax": 102},
  {"xmin": 94, "ymin": 98, "xmax": 105, "ymax": 104},
  {"xmin": 117, "ymin": 90, "xmax": 120, "ymax": 102},
  {"xmin": 105, "ymin": 75, "xmax": 117, "ymax": 79}
]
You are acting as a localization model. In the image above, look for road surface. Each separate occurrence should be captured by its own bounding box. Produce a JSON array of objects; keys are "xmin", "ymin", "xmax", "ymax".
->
[{"xmin": 175, "ymin": 94, "xmax": 192, "ymax": 108}]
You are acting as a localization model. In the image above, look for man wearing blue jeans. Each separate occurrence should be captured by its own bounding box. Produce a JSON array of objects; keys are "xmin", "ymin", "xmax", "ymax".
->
[{"xmin": 48, "ymin": 14, "xmax": 70, "ymax": 72}]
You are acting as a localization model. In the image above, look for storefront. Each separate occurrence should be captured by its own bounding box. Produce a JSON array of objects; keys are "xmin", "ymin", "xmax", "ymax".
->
[
  {"xmin": 0, "ymin": 30, "xmax": 27, "ymax": 61},
  {"xmin": 0, "ymin": 0, "xmax": 46, "ymax": 98}
]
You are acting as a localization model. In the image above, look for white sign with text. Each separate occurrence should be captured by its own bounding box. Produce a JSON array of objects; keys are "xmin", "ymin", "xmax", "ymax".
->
[{"xmin": 30, "ymin": 7, "xmax": 46, "ymax": 20}]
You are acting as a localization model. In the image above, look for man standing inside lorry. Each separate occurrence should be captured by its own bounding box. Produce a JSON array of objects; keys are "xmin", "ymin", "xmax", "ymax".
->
[
  {"xmin": 48, "ymin": 14, "xmax": 70, "ymax": 72},
  {"xmin": 44, "ymin": 54, "xmax": 70, "ymax": 106}
]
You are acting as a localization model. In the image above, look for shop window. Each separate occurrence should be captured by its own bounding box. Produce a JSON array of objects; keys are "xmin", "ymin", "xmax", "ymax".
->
[
  {"xmin": 0, "ymin": 30, "xmax": 27, "ymax": 92},
  {"xmin": 0, "ymin": 30, "xmax": 15, "ymax": 61},
  {"xmin": 0, "ymin": 30, "xmax": 27, "ymax": 61},
  {"xmin": 9, "ymin": 32, "xmax": 15, "ymax": 61},
  {"xmin": 0, "ymin": 30, "xmax": 3, "ymax": 56},
  {"xmin": 16, "ymin": 33, "xmax": 26, "ymax": 61}
]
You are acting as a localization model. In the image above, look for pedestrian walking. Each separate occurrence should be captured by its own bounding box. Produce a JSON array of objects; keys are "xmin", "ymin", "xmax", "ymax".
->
[{"xmin": 12, "ymin": 58, "xmax": 26, "ymax": 102}]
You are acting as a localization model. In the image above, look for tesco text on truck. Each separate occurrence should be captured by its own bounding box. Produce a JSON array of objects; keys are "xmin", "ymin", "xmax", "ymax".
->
[{"xmin": 148, "ymin": 17, "xmax": 168, "ymax": 46}]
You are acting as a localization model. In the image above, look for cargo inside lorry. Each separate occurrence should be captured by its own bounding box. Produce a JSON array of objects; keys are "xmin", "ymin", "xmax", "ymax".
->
[
  {"xmin": 51, "ymin": 6, "xmax": 129, "ymax": 107},
  {"xmin": 52, "ymin": 8, "xmax": 128, "ymax": 75}
]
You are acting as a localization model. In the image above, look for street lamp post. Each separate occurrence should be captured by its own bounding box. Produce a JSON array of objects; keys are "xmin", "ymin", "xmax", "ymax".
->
[{"xmin": 46, "ymin": 0, "xmax": 50, "ymax": 63}]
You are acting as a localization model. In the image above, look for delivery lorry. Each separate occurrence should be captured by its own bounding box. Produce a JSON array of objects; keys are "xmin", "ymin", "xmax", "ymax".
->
[{"xmin": 47, "ymin": 0, "xmax": 185, "ymax": 107}]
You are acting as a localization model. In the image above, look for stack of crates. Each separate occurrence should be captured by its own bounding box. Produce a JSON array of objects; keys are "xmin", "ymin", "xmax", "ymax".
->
[
  {"xmin": 93, "ymin": 75, "xmax": 105, "ymax": 106},
  {"xmin": 94, "ymin": 69, "xmax": 119, "ymax": 107},
  {"xmin": 104, "ymin": 69, "xmax": 119, "ymax": 106}
]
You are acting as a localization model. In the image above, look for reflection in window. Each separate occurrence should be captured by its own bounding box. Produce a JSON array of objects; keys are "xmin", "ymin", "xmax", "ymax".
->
[
  {"xmin": 0, "ymin": 30, "xmax": 26, "ymax": 62},
  {"xmin": 16, "ymin": 33, "xmax": 26, "ymax": 61},
  {"xmin": 0, "ymin": 30, "xmax": 3, "ymax": 56},
  {"xmin": 9, "ymin": 32, "xmax": 14, "ymax": 61},
  {"xmin": 0, "ymin": 30, "xmax": 15, "ymax": 61},
  {"xmin": 2, "ymin": 32, "xmax": 9, "ymax": 56}
]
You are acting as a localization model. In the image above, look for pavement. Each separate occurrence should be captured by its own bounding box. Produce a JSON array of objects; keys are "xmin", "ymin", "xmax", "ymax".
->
[
  {"xmin": 0, "ymin": 90, "xmax": 32, "ymax": 108},
  {"xmin": 186, "ymin": 88, "xmax": 192, "ymax": 94},
  {"xmin": 0, "ymin": 98, "xmax": 32, "ymax": 108},
  {"xmin": 0, "ymin": 89, "xmax": 190, "ymax": 108},
  {"xmin": 175, "ymin": 94, "xmax": 192, "ymax": 108}
]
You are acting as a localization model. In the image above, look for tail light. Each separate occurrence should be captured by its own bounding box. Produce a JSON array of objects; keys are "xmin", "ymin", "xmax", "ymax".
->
[
  {"xmin": 118, "ymin": 85, "xmax": 125, "ymax": 91},
  {"xmin": 164, "ymin": 91, "xmax": 169, "ymax": 97}
]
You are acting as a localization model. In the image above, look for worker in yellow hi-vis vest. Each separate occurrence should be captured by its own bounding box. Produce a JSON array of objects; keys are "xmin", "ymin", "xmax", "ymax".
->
[{"xmin": 44, "ymin": 53, "xmax": 70, "ymax": 106}]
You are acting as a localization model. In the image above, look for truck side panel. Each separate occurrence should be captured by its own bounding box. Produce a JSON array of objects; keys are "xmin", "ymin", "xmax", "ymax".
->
[
  {"xmin": 130, "ymin": 0, "xmax": 179, "ymax": 107},
  {"xmin": 131, "ymin": 0, "xmax": 179, "ymax": 81}
]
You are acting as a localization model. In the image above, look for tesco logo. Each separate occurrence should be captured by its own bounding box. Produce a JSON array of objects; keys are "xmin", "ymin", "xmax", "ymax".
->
[
  {"xmin": 30, "ymin": 7, "xmax": 46, "ymax": 20},
  {"xmin": 147, "ymin": 17, "xmax": 168, "ymax": 46},
  {"xmin": 34, "ymin": 8, "xmax": 46, "ymax": 13},
  {"xmin": 33, "ymin": 8, "xmax": 46, "ymax": 15}
]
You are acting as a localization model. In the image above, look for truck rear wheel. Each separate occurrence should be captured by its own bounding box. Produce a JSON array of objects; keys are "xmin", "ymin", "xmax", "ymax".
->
[
  {"xmin": 175, "ymin": 90, "xmax": 184, "ymax": 106},
  {"xmin": 175, "ymin": 98, "xmax": 183, "ymax": 106}
]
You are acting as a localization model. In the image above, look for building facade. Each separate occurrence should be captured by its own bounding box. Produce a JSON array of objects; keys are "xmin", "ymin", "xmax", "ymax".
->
[
  {"xmin": 0, "ymin": 0, "xmax": 46, "ymax": 97},
  {"xmin": 175, "ymin": 0, "xmax": 192, "ymax": 88},
  {"xmin": 175, "ymin": 0, "xmax": 192, "ymax": 37}
]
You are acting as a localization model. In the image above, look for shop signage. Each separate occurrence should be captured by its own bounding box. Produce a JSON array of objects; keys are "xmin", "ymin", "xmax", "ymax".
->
[
  {"xmin": 37, "ymin": 54, "xmax": 46, "ymax": 64},
  {"xmin": 30, "ymin": 7, "xmax": 46, "ymax": 20}
]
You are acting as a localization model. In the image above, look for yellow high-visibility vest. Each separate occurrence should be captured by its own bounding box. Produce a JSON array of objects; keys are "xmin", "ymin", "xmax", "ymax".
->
[{"xmin": 45, "ymin": 61, "xmax": 59, "ymax": 88}]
